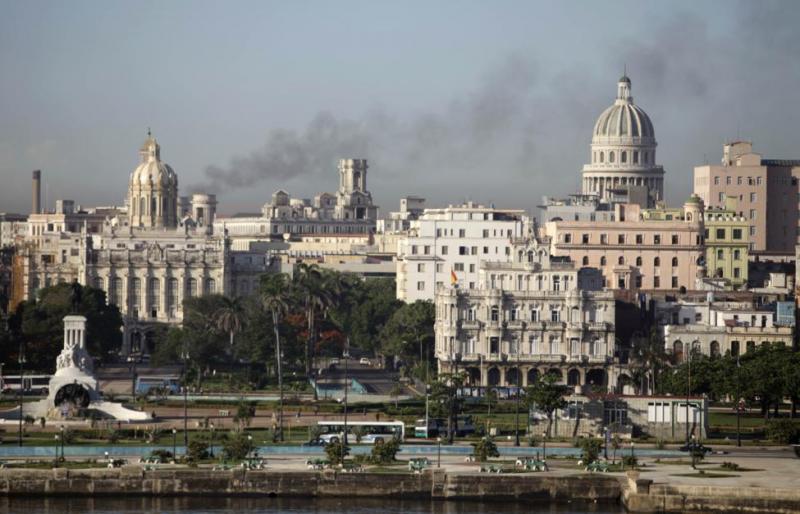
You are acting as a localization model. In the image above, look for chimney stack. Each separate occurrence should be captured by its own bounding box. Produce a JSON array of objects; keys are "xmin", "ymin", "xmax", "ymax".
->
[{"xmin": 32, "ymin": 170, "xmax": 41, "ymax": 214}]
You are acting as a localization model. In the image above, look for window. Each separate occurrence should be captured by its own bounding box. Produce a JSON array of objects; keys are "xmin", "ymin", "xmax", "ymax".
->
[
  {"xmin": 582, "ymin": 234, "xmax": 589, "ymax": 244},
  {"xmin": 509, "ymin": 308, "xmax": 517, "ymax": 321},
  {"xmin": 618, "ymin": 256, "xmax": 625, "ymax": 265},
  {"xmin": 731, "ymin": 340, "xmax": 740, "ymax": 357},
  {"xmin": 187, "ymin": 278, "xmax": 197, "ymax": 298},
  {"xmin": 715, "ymin": 228, "xmax": 725, "ymax": 239},
  {"xmin": 436, "ymin": 263, "xmax": 444, "ymax": 273},
  {"xmin": 726, "ymin": 176, "xmax": 731, "ymax": 185},
  {"xmin": 416, "ymin": 281, "xmax": 425, "ymax": 291},
  {"xmin": 750, "ymin": 192, "xmax": 756, "ymax": 202},
  {"xmin": 549, "ymin": 336, "xmax": 559, "ymax": 354},
  {"xmin": 469, "ymin": 264, "xmax": 475, "ymax": 272},
  {"xmin": 411, "ymin": 245, "xmax": 418, "ymax": 255},
  {"xmin": 206, "ymin": 279, "xmax": 216, "ymax": 294},
  {"xmin": 749, "ymin": 209, "xmax": 756, "ymax": 220},
  {"xmin": 582, "ymin": 256, "xmax": 589, "ymax": 266},
  {"xmin": 749, "ymin": 226, "xmax": 756, "ymax": 236},
  {"xmin": 459, "ymin": 246, "xmax": 468, "ymax": 255},
  {"xmin": 148, "ymin": 278, "xmax": 160, "ymax": 317},
  {"xmin": 600, "ymin": 234, "xmax": 608, "ymax": 244},
  {"xmin": 647, "ymin": 402, "xmax": 672, "ymax": 423},
  {"xmin": 635, "ymin": 275, "xmax": 642, "ymax": 288},
  {"xmin": 423, "ymin": 245, "xmax": 430, "ymax": 255},
  {"xmin": 618, "ymin": 234, "xmax": 625, "ymax": 244},
  {"xmin": 490, "ymin": 307, "xmax": 499, "ymax": 322},
  {"xmin": 459, "ymin": 229, "xmax": 466, "ymax": 237},
  {"xmin": 564, "ymin": 234, "xmax": 572, "ymax": 243},
  {"xmin": 111, "ymin": 277, "xmax": 123, "ymax": 306},
  {"xmin": 553, "ymin": 276, "xmax": 560, "ymax": 291},
  {"xmin": 635, "ymin": 234, "xmax": 643, "ymax": 244},
  {"xmin": 550, "ymin": 308, "xmax": 560, "ymax": 322},
  {"xmin": 671, "ymin": 276, "xmax": 678, "ymax": 288},
  {"xmin": 757, "ymin": 177, "xmax": 762, "ymax": 185},
  {"xmin": 471, "ymin": 246, "xmax": 478, "ymax": 255},
  {"xmin": 717, "ymin": 249, "xmax": 724, "ymax": 260},
  {"xmin": 654, "ymin": 234, "xmax": 661, "ymax": 245},
  {"xmin": 671, "ymin": 234, "xmax": 679, "ymax": 245},
  {"xmin": 734, "ymin": 267, "xmax": 740, "ymax": 278},
  {"xmin": 732, "ymin": 229, "xmax": 742, "ymax": 240},
  {"xmin": 600, "ymin": 256, "xmax": 606, "ymax": 265},
  {"xmin": 530, "ymin": 309, "xmax": 539, "ymax": 322},
  {"xmin": 714, "ymin": 177, "xmax": 720, "ymax": 185},
  {"xmin": 490, "ymin": 337, "xmax": 500, "ymax": 354},
  {"xmin": 167, "ymin": 278, "xmax": 179, "ymax": 316},
  {"xmin": 635, "ymin": 256, "xmax": 642, "ymax": 266},
  {"xmin": 671, "ymin": 257, "xmax": 678, "ymax": 267},
  {"xmin": 483, "ymin": 246, "xmax": 489, "ymax": 254},
  {"xmin": 453, "ymin": 263, "xmax": 464, "ymax": 271},
  {"xmin": 733, "ymin": 249, "xmax": 741, "ymax": 260},
  {"xmin": 633, "ymin": 151, "xmax": 639, "ymax": 163},
  {"xmin": 441, "ymin": 246, "xmax": 448, "ymax": 255},
  {"xmin": 417, "ymin": 263, "xmax": 425, "ymax": 272},
  {"xmin": 529, "ymin": 335, "xmax": 539, "ymax": 354},
  {"xmin": 609, "ymin": 151, "xmax": 615, "ymax": 163},
  {"xmin": 653, "ymin": 276, "xmax": 660, "ymax": 288}
]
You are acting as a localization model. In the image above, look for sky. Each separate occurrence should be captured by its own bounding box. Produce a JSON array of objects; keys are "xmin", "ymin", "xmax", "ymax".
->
[{"xmin": 1, "ymin": 0, "xmax": 799, "ymax": 217}]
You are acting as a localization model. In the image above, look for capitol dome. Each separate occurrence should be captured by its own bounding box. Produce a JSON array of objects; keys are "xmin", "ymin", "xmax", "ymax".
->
[
  {"xmin": 127, "ymin": 131, "xmax": 179, "ymax": 229},
  {"xmin": 592, "ymin": 76, "xmax": 655, "ymax": 140},
  {"xmin": 581, "ymin": 75, "xmax": 665, "ymax": 206}
]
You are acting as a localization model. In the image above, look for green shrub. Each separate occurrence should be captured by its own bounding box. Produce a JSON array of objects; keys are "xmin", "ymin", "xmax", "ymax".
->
[
  {"xmin": 324, "ymin": 441, "xmax": 350, "ymax": 466},
  {"xmin": 622, "ymin": 455, "xmax": 638, "ymax": 468},
  {"xmin": 370, "ymin": 438, "xmax": 401, "ymax": 464},
  {"xmin": 106, "ymin": 429, "xmax": 120, "ymax": 443},
  {"xmin": 655, "ymin": 439, "xmax": 666, "ymax": 450},
  {"xmin": 527, "ymin": 436, "xmax": 539, "ymax": 447},
  {"xmin": 471, "ymin": 437, "xmax": 499, "ymax": 462},
  {"xmin": 720, "ymin": 461, "xmax": 740, "ymax": 471},
  {"xmin": 766, "ymin": 419, "xmax": 799, "ymax": 444},
  {"xmin": 150, "ymin": 449, "xmax": 174, "ymax": 461},
  {"xmin": 222, "ymin": 433, "xmax": 255, "ymax": 461},
  {"xmin": 578, "ymin": 438, "xmax": 602, "ymax": 464},
  {"xmin": 187, "ymin": 439, "xmax": 210, "ymax": 462}
]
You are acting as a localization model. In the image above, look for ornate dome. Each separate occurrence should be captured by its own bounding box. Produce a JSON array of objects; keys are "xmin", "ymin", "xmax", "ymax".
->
[
  {"xmin": 130, "ymin": 134, "xmax": 177, "ymax": 188},
  {"xmin": 592, "ymin": 77, "xmax": 654, "ymax": 140}
]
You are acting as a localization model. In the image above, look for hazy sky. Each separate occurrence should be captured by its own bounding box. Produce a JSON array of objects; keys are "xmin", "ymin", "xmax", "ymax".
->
[{"xmin": 1, "ymin": 0, "xmax": 799, "ymax": 217}]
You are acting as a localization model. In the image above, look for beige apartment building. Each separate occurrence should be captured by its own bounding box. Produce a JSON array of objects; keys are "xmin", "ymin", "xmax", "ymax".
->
[
  {"xmin": 543, "ymin": 197, "xmax": 705, "ymax": 291},
  {"xmin": 693, "ymin": 141, "xmax": 800, "ymax": 254}
]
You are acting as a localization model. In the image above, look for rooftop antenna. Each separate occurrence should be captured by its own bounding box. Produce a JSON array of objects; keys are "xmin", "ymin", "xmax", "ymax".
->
[
  {"xmin": 624, "ymin": 63, "xmax": 627, "ymax": 76},
  {"xmin": 147, "ymin": 126, "xmax": 151, "ymax": 137}
]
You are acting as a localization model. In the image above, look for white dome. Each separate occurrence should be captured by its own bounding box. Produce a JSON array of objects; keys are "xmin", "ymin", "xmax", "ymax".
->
[
  {"xmin": 130, "ymin": 136, "xmax": 177, "ymax": 189},
  {"xmin": 592, "ymin": 76, "xmax": 655, "ymax": 141}
]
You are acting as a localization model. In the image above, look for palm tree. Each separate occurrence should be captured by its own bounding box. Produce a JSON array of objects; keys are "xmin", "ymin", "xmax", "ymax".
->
[
  {"xmin": 213, "ymin": 297, "xmax": 247, "ymax": 348},
  {"xmin": 293, "ymin": 263, "xmax": 334, "ymax": 375},
  {"xmin": 260, "ymin": 275, "xmax": 290, "ymax": 442}
]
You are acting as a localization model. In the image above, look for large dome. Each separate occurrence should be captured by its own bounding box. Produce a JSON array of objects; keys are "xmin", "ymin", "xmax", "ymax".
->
[
  {"xmin": 592, "ymin": 76, "xmax": 654, "ymax": 140},
  {"xmin": 130, "ymin": 135, "xmax": 177, "ymax": 188}
]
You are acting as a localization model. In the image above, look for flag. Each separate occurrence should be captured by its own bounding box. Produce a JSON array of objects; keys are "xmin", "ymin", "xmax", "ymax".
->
[{"xmin": 450, "ymin": 269, "xmax": 458, "ymax": 286}]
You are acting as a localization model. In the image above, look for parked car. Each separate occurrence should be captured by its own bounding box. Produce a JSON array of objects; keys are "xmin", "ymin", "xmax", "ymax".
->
[{"xmin": 359, "ymin": 358, "xmax": 371, "ymax": 366}]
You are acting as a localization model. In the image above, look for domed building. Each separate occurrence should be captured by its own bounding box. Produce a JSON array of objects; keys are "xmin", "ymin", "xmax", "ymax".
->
[
  {"xmin": 127, "ymin": 131, "xmax": 179, "ymax": 229},
  {"xmin": 581, "ymin": 75, "xmax": 664, "ymax": 206}
]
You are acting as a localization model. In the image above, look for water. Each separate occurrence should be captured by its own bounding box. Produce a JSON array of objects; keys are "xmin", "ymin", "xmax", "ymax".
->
[{"xmin": 0, "ymin": 497, "xmax": 624, "ymax": 514}]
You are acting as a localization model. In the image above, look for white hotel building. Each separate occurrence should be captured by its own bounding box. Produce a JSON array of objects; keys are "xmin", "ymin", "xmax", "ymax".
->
[{"xmin": 396, "ymin": 202, "xmax": 528, "ymax": 302}]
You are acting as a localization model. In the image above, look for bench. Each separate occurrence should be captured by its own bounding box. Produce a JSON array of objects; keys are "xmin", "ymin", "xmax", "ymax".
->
[
  {"xmin": 516, "ymin": 458, "xmax": 547, "ymax": 471},
  {"xmin": 242, "ymin": 458, "xmax": 267, "ymax": 470},
  {"xmin": 342, "ymin": 462, "xmax": 364, "ymax": 473},
  {"xmin": 480, "ymin": 464, "xmax": 503, "ymax": 473},
  {"xmin": 585, "ymin": 461, "xmax": 609, "ymax": 473},
  {"xmin": 212, "ymin": 463, "xmax": 233, "ymax": 471},
  {"xmin": 306, "ymin": 459, "xmax": 329, "ymax": 470},
  {"xmin": 408, "ymin": 458, "xmax": 429, "ymax": 474}
]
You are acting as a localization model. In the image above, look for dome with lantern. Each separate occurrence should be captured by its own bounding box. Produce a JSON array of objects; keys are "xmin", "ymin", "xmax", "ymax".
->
[{"xmin": 127, "ymin": 131, "xmax": 179, "ymax": 229}]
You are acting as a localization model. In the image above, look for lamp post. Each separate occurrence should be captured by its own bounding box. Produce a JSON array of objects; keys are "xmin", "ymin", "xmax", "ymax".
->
[
  {"xmin": 690, "ymin": 434, "xmax": 697, "ymax": 469},
  {"xmin": 209, "ymin": 423, "xmax": 216, "ymax": 458},
  {"xmin": 59, "ymin": 425, "xmax": 65, "ymax": 461},
  {"xmin": 437, "ymin": 436, "xmax": 442, "ymax": 468},
  {"xmin": 343, "ymin": 343, "xmax": 350, "ymax": 446},
  {"xmin": 630, "ymin": 441, "xmax": 635, "ymax": 465},
  {"xmin": 514, "ymin": 340, "xmax": 521, "ymax": 446},
  {"xmin": 735, "ymin": 354, "xmax": 741, "ymax": 447},
  {"xmin": 127, "ymin": 354, "xmax": 138, "ymax": 402},
  {"xmin": 54, "ymin": 434, "xmax": 60, "ymax": 464},
  {"xmin": 247, "ymin": 434, "xmax": 253, "ymax": 459},
  {"xmin": 172, "ymin": 428, "xmax": 177, "ymax": 459},
  {"xmin": 17, "ymin": 342, "xmax": 26, "ymax": 447},
  {"xmin": 686, "ymin": 344, "xmax": 693, "ymax": 444},
  {"xmin": 542, "ymin": 430, "xmax": 547, "ymax": 461},
  {"xmin": 181, "ymin": 346, "xmax": 190, "ymax": 449},
  {"xmin": 603, "ymin": 427, "xmax": 609, "ymax": 460}
]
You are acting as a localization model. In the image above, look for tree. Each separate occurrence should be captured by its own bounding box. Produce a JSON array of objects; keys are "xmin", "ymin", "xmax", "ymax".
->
[
  {"xmin": 524, "ymin": 373, "xmax": 568, "ymax": 437},
  {"xmin": 430, "ymin": 372, "xmax": 466, "ymax": 443},
  {"xmin": 293, "ymin": 263, "xmax": 333, "ymax": 375},
  {"xmin": 222, "ymin": 432, "xmax": 255, "ymax": 461},
  {"xmin": 260, "ymin": 273, "xmax": 290, "ymax": 441},
  {"xmin": 379, "ymin": 300, "xmax": 435, "ymax": 374},
  {"xmin": 471, "ymin": 437, "xmax": 499, "ymax": 462},
  {"xmin": 213, "ymin": 296, "xmax": 247, "ymax": 347},
  {"xmin": 16, "ymin": 282, "xmax": 122, "ymax": 369}
]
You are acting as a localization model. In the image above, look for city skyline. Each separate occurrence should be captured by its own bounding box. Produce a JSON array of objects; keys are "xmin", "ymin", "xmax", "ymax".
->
[{"xmin": 1, "ymin": 0, "xmax": 799, "ymax": 216}]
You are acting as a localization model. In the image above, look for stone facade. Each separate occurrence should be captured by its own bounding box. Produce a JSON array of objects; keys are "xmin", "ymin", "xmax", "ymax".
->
[
  {"xmin": 543, "ymin": 198, "xmax": 705, "ymax": 291},
  {"xmin": 703, "ymin": 202, "xmax": 749, "ymax": 289},
  {"xmin": 435, "ymin": 238, "xmax": 618, "ymax": 391}
]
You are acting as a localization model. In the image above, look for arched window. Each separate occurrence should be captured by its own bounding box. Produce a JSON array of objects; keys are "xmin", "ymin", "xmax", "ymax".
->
[
  {"xmin": 567, "ymin": 369, "xmax": 581, "ymax": 386},
  {"xmin": 140, "ymin": 197, "xmax": 146, "ymax": 217},
  {"xmin": 671, "ymin": 257, "xmax": 678, "ymax": 267},
  {"xmin": 187, "ymin": 278, "xmax": 197, "ymax": 298},
  {"xmin": 487, "ymin": 368, "xmax": 501, "ymax": 386},
  {"xmin": 618, "ymin": 256, "xmax": 625, "ymax": 265},
  {"xmin": 731, "ymin": 340, "xmax": 740, "ymax": 356},
  {"xmin": 148, "ymin": 278, "xmax": 160, "ymax": 316},
  {"xmin": 93, "ymin": 276, "xmax": 103, "ymax": 290},
  {"xmin": 635, "ymin": 256, "xmax": 642, "ymax": 266},
  {"xmin": 582, "ymin": 256, "xmax": 589, "ymax": 266},
  {"xmin": 673, "ymin": 340, "xmax": 684, "ymax": 360},
  {"xmin": 710, "ymin": 341, "xmax": 720, "ymax": 357},
  {"xmin": 654, "ymin": 257, "xmax": 661, "ymax": 267},
  {"xmin": 111, "ymin": 277, "xmax": 123, "ymax": 306},
  {"xmin": 527, "ymin": 368, "xmax": 539, "ymax": 385},
  {"xmin": 599, "ymin": 152, "xmax": 604, "ymax": 163},
  {"xmin": 206, "ymin": 278, "xmax": 216, "ymax": 295},
  {"xmin": 633, "ymin": 151, "xmax": 639, "ymax": 164},
  {"xmin": 600, "ymin": 256, "xmax": 607, "ymax": 266},
  {"xmin": 621, "ymin": 151, "xmax": 627, "ymax": 163},
  {"xmin": 131, "ymin": 278, "xmax": 141, "ymax": 312},
  {"xmin": 490, "ymin": 307, "xmax": 499, "ymax": 322},
  {"xmin": 609, "ymin": 151, "xmax": 615, "ymax": 163}
]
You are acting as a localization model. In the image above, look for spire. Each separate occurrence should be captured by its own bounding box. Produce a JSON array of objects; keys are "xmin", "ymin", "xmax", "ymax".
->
[{"xmin": 617, "ymin": 73, "xmax": 632, "ymax": 103}]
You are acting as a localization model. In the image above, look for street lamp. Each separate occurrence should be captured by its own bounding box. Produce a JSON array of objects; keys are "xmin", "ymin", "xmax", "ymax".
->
[
  {"xmin": 181, "ymin": 346, "xmax": 190, "ymax": 449},
  {"xmin": 343, "ymin": 343, "xmax": 350, "ymax": 446},
  {"xmin": 172, "ymin": 428, "xmax": 177, "ymax": 459},
  {"xmin": 247, "ymin": 434, "xmax": 253, "ymax": 459},
  {"xmin": 735, "ymin": 354, "xmax": 742, "ymax": 447},
  {"xmin": 514, "ymin": 340, "xmax": 521, "ymax": 447},
  {"xmin": 630, "ymin": 441, "xmax": 635, "ymax": 465},
  {"xmin": 686, "ymin": 343, "xmax": 693, "ymax": 444},
  {"xmin": 127, "ymin": 354, "xmax": 138, "ymax": 402},
  {"xmin": 59, "ymin": 425, "xmax": 65, "ymax": 461},
  {"xmin": 437, "ymin": 437, "xmax": 442, "ymax": 468},
  {"xmin": 603, "ymin": 427, "xmax": 609, "ymax": 460},
  {"xmin": 209, "ymin": 423, "xmax": 215, "ymax": 458},
  {"xmin": 690, "ymin": 434, "xmax": 697, "ymax": 469},
  {"xmin": 542, "ymin": 430, "xmax": 547, "ymax": 461},
  {"xmin": 17, "ymin": 342, "xmax": 26, "ymax": 447}
]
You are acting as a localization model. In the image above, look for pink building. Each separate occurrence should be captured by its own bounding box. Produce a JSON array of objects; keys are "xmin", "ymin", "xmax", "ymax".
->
[
  {"xmin": 543, "ymin": 198, "xmax": 705, "ymax": 291},
  {"xmin": 693, "ymin": 141, "xmax": 800, "ymax": 254}
]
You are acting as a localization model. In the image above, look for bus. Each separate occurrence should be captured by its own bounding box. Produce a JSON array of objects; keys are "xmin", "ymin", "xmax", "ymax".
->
[
  {"xmin": 316, "ymin": 421, "xmax": 405, "ymax": 444},
  {"xmin": 1, "ymin": 375, "xmax": 51, "ymax": 395},
  {"xmin": 414, "ymin": 416, "xmax": 476, "ymax": 438},
  {"xmin": 135, "ymin": 376, "xmax": 180, "ymax": 396}
]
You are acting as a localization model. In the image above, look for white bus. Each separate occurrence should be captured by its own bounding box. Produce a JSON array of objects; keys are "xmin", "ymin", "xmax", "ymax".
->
[{"xmin": 316, "ymin": 421, "xmax": 405, "ymax": 444}]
